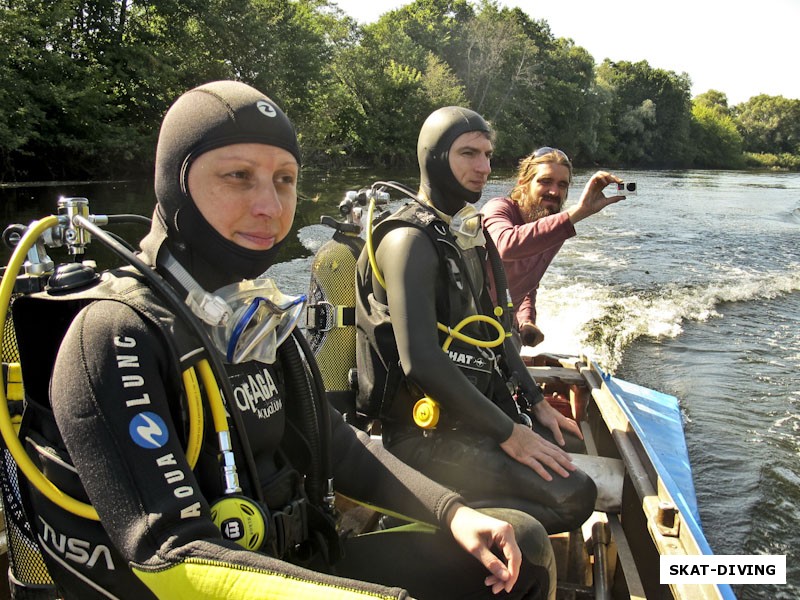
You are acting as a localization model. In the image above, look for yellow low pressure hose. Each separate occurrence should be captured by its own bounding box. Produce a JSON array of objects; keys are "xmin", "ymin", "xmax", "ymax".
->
[
  {"xmin": 197, "ymin": 359, "xmax": 241, "ymax": 494},
  {"xmin": 366, "ymin": 197, "xmax": 386, "ymax": 289},
  {"xmin": 197, "ymin": 359, "xmax": 229, "ymax": 435},
  {"xmin": 0, "ymin": 217, "xmax": 211, "ymax": 519},
  {"xmin": 438, "ymin": 314, "xmax": 505, "ymax": 350},
  {"xmin": 181, "ymin": 366, "xmax": 204, "ymax": 469},
  {"xmin": 414, "ymin": 314, "xmax": 506, "ymax": 430},
  {"xmin": 0, "ymin": 217, "xmax": 99, "ymax": 520}
]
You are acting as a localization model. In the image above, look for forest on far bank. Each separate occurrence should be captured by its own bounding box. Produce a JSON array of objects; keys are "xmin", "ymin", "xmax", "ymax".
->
[{"xmin": 2, "ymin": 0, "xmax": 799, "ymax": 182}]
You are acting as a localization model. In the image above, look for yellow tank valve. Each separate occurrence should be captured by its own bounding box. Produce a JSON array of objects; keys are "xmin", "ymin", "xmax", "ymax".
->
[{"xmin": 413, "ymin": 397, "xmax": 440, "ymax": 429}]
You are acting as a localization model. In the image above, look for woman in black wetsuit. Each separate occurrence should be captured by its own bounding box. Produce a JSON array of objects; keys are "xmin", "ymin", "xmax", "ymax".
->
[
  {"xmin": 355, "ymin": 106, "xmax": 597, "ymax": 534},
  {"xmin": 13, "ymin": 82, "xmax": 555, "ymax": 599}
]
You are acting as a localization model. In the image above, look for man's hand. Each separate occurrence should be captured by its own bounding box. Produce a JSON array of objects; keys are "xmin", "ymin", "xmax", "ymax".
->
[
  {"xmin": 568, "ymin": 170, "xmax": 626, "ymax": 224},
  {"xmin": 519, "ymin": 321, "xmax": 545, "ymax": 347},
  {"xmin": 446, "ymin": 504, "xmax": 521, "ymax": 594},
  {"xmin": 531, "ymin": 398, "xmax": 584, "ymax": 446},
  {"xmin": 500, "ymin": 423, "xmax": 576, "ymax": 481}
]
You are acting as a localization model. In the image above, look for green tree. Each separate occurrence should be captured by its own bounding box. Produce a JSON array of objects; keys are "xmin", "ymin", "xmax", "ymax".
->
[
  {"xmin": 321, "ymin": 0, "xmax": 476, "ymax": 166},
  {"xmin": 321, "ymin": 22, "xmax": 423, "ymax": 165},
  {"xmin": 0, "ymin": 0, "xmax": 140, "ymax": 179},
  {"xmin": 0, "ymin": 3, "xmax": 42, "ymax": 176},
  {"xmin": 597, "ymin": 59, "xmax": 693, "ymax": 166},
  {"xmin": 734, "ymin": 94, "xmax": 800, "ymax": 155},
  {"xmin": 690, "ymin": 99, "xmax": 744, "ymax": 168},
  {"xmin": 694, "ymin": 89, "xmax": 731, "ymax": 114},
  {"xmin": 530, "ymin": 36, "xmax": 598, "ymax": 163}
]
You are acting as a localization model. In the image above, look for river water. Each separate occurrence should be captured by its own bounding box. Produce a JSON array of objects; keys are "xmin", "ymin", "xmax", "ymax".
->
[{"xmin": 2, "ymin": 168, "xmax": 798, "ymax": 598}]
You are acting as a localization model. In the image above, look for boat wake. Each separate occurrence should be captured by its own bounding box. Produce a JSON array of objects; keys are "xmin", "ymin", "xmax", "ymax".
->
[{"xmin": 537, "ymin": 267, "xmax": 800, "ymax": 372}]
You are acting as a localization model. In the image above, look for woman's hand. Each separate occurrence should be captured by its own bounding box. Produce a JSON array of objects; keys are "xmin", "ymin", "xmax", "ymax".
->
[{"xmin": 446, "ymin": 504, "xmax": 521, "ymax": 594}]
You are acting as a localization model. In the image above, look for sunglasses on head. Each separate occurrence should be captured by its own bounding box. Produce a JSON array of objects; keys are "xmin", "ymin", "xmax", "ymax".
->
[{"xmin": 533, "ymin": 147, "xmax": 571, "ymax": 162}]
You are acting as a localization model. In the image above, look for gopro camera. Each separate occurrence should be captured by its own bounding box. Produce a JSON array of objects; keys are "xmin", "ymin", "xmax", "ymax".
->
[{"xmin": 606, "ymin": 182, "xmax": 637, "ymax": 195}]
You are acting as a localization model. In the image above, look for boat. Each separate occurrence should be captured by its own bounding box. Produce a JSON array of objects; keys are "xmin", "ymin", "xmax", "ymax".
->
[
  {"xmin": 519, "ymin": 350, "xmax": 737, "ymax": 600},
  {"xmin": 0, "ymin": 194, "xmax": 738, "ymax": 600},
  {"xmin": 336, "ymin": 348, "xmax": 738, "ymax": 600}
]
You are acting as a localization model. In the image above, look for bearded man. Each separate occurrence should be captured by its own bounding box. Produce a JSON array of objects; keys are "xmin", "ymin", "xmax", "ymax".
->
[{"xmin": 480, "ymin": 148, "xmax": 626, "ymax": 347}]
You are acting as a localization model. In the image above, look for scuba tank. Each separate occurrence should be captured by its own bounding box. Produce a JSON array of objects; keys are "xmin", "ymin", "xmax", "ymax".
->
[
  {"xmin": 305, "ymin": 189, "xmax": 388, "ymax": 425},
  {"xmin": 0, "ymin": 198, "xmax": 342, "ymax": 597}
]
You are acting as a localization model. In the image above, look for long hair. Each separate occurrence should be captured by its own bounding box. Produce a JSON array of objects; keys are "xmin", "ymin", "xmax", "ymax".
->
[{"xmin": 508, "ymin": 149, "xmax": 573, "ymax": 222}]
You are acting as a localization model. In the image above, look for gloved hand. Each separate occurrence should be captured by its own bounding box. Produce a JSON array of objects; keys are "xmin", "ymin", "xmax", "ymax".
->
[{"xmin": 519, "ymin": 322, "xmax": 544, "ymax": 347}]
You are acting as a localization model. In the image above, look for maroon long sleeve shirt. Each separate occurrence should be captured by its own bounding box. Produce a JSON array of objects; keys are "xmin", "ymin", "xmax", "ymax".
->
[{"xmin": 481, "ymin": 196, "xmax": 576, "ymax": 329}]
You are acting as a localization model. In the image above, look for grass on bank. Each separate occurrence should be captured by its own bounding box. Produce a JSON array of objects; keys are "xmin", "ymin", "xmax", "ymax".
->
[{"xmin": 744, "ymin": 152, "xmax": 800, "ymax": 171}]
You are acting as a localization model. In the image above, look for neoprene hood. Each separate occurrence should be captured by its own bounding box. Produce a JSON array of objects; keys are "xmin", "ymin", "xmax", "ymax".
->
[
  {"xmin": 417, "ymin": 106, "xmax": 491, "ymax": 214},
  {"xmin": 143, "ymin": 81, "xmax": 301, "ymax": 290}
]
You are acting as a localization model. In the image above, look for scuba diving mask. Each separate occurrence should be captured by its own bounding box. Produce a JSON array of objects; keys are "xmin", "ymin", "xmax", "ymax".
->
[
  {"xmin": 424, "ymin": 202, "xmax": 485, "ymax": 250},
  {"xmin": 419, "ymin": 201, "xmax": 486, "ymax": 250},
  {"xmin": 205, "ymin": 277, "xmax": 307, "ymax": 364},
  {"xmin": 162, "ymin": 251, "xmax": 306, "ymax": 364},
  {"xmin": 449, "ymin": 204, "xmax": 485, "ymax": 249}
]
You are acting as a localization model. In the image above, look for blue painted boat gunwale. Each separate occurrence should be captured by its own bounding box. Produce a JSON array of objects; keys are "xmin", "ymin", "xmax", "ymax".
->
[{"xmin": 593, "ymin": 362, "xmax": 736, "ymax": 600}]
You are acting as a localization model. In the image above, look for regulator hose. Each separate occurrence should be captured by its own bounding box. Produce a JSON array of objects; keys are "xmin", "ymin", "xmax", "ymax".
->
[
  {"xmin": 278, "ymin": 331, "xmax": 325, "ymax": 506},
  {"xmin": 0, "ymin": 216, "xmax": 216, "ymax": 519},
  {"xmin": 72, "ymin": 215, "xmax": 264, "ymax": 502},
  {"xmin": 0, "ymin": 217, "xmax": 100, "ymax": 520},
  {"xmin": 414, "ymin": 314, "xmax": 505, "ymax": 430},
  {"xmin": 483, "ymin": 230, "xmax": 514, "ymax": 333},
  {"xmin": 106, "ymin": 214, "xmax": 153, "ymax": 227}
]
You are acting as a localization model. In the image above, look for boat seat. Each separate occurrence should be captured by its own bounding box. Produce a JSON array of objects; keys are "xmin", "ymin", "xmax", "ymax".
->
[{"xmin": 526, "ymin": 366, "xmax": 586, "ymax": 387}]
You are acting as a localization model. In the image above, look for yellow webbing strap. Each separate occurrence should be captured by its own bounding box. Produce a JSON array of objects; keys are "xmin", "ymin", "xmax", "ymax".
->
[
  {"xmin": 133, "ymin": 560, "xmax": 398, "ymax": 600},
  {"xmin": 6, "ymin": 362, "xmax": 24, "ymax": 401}
]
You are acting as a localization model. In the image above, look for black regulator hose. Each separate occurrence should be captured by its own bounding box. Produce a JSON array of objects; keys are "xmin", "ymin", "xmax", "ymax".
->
[
  {"xmin": 72, "ymin": 215, "xmax": 265, "ymax": 502},
  {"xmin": 372, "ymin": 180, "xmax": 416, "ymax": 201},
  {"xmin": 483, "ymin": 230, "xmax": 514, "ymax": 334},
  {"xmin": 106, "ymin": 214, "xmax": 153, "ymax": 226},
  {"xmin": 279, "ymin": 334, "xmax": 321, "ymax": 504},
  {"xmin": 279, "ymin": 329, "xmax": 334, "ymax": 510},
  {"xmin": 293, "ymin": 329, "xmax": 333, "ymax": 489}
]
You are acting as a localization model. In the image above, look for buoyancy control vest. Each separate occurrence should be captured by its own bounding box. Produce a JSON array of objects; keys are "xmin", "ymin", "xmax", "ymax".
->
[
  {"xmin": 8, "ymin": 268, "xmax": 205, "ymax": 599},
  {"xmin": 6, "ymin": 266, "xmax": 341, "ymax": 596},
  {"xmin": 354, "ymin": 201, "xmax": 519, "ymax": 429}
]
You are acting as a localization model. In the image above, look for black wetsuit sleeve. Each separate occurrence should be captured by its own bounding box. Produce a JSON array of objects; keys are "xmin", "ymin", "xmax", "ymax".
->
[
  {"xmin": 50, "ymin": 300, "xmax": 408, "ymax": 599},
  {"xmin": 328, "ymin": 407, "xmax": 463, "ymax": 524},
  {"xmin": 376, "ymin": 226, "xmax": 515, "ymax": 443}
]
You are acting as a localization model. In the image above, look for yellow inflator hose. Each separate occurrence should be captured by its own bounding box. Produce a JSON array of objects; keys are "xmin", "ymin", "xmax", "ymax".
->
[
  {"xmin": 0, "ymin": 217, "xmax": 213, "ymax": 519},
  {"xmin": 365, "ymin": 197, "xmax": 508, "ymax": 429}
]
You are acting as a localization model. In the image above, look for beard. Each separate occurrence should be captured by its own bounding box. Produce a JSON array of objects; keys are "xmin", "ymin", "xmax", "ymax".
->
[{"xmin": 518, "ymin": 194, "xmax": 563, "ymax": 223}]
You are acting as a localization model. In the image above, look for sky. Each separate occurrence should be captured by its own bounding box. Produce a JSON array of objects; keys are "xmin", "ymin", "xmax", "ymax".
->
[{"xmin": 331, "ymin": 0, "xmax": 800, "ymax": 106}]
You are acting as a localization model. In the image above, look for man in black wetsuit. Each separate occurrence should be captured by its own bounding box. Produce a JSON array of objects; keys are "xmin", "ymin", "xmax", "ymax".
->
[
  {"xmin": 355, "ymin": 107, "xmax": 597, "ymax": 534},
  {"xmin": 10, "ymin": 82, "xmax": 555, "ymax": 599}
]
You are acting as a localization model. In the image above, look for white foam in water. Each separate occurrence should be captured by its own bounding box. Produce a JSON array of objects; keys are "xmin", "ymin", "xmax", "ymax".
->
[{"xmin": 536, "ymin": 268, "xmax": 800, "ymax": 373}]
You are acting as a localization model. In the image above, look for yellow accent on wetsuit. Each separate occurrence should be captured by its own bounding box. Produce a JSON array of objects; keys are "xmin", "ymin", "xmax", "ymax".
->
[{"xmin": 133, "ymin": 560, "xmax": 400, "ymax": 600}]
